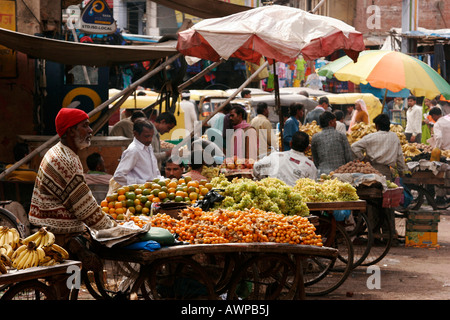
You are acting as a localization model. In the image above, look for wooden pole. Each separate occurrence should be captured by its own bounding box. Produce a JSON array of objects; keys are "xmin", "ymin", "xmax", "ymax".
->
[
  {"xmin": 273, "ymin": 61, "xmax": 283, "ymax": 151},
  {"xmin": 0, "ymin": 53, "xmax": 182, "ymax": 180},
  {"xmin": 177, "ymin": 59, "xmax": 224, "ymax": 92}
]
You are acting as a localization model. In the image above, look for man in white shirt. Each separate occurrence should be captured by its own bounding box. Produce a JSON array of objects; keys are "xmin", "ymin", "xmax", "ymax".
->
[
  {"xmin": 428, "ymin": 107, "xmax": 450, "ymax": 206},
  {"xmin": 180, "ymin": 92, "xmax": 198, "ymax": 136},
  {"xmin": 404, "ymin": 96, "xmax": 423, "ymax": 143},
  {"xmin": 253, "ymin": 131, "xmax": 317, "ymax": 186},
  {"xmin": 113, "ymin": 119, "xmax": 162, "ymax": 187},
  {"xmin": 351, "ymin": 113, "xmax": 408, "ymax": 180},
  {"xmin": 429, "ymin": 107, "xmax": 450, "ymax": 150}
]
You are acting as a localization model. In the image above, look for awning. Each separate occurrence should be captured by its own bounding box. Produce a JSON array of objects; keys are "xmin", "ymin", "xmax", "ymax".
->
[{"xmin": 0, "ymin": 27, "xmax": 178, "ymax": 66}]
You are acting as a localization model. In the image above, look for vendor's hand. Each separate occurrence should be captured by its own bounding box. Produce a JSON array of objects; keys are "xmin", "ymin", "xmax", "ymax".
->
[{"xmin": 410, "ymin": 135, "xmax": 416, "ymax": 142}]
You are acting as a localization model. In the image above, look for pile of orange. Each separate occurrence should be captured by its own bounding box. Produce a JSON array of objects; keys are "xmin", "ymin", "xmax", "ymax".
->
[
  {"xmin": 101, "ymin": 177, "xmax": 213, "ymax": 220},
  {"xmin": 126, "ymin": 207, "xmax": 323, "ymax": 247}
]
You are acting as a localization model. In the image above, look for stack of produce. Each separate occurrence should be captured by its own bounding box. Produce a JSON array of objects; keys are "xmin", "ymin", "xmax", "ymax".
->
[
  {"xmin": 210, "ymin": 176, "xmax": 310, "ymax": 217},
  {"xmin": 101, "ymin": 177, "xmax": 213, "ymax": 220},
  {"xmin": 127, "ymin": 207, "xmax": 323, "ymax": 246},
  {"xmin": 293, "ymin": 178, "xmax": 359, "ymax": 202},
  {"xmin": 219, "ymin": 157, "xmax": 255, "ymax": 170},
  {"xmin": 330, "ymin": 160, "xmax": 382, "ymax": 176},
  {"xmin": 0, "ymin": 227, "xmax": 69, "ymax": 274},
  {"xmin": 201, "ymin": 166, "xmax": 220, "ymax": 180},
  {"xmin": 299, "ymin": 121, "xmax": 322, "ymax": 136},
  {"xmin": 347, "ymin": 123, "xmax": 377, "ymax": 144},
  {"xmin": 402, "ymin": 143, "xmax": 422, "ymax": 157}
]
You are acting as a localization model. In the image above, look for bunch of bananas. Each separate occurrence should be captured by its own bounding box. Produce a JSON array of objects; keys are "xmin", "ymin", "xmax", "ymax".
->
[
  {"xmin": 0, "ymin": 226, "xmax": 70, "ymax": 273},
  {"xmin": 0, "ymin": 226, "xmax": 20, "ymax": 249},
  {"xmin": 390, "ymin": 124, "xmax": 404, "ymax": 133},
  {"xmin": 347, "ymin": 123, "xmax": 377, "ymax": 144},
  {"xmin": 22, "ymin": 227, "xmax": 55, "ymax": 249},
  {"xmin": 11, "ymin": 241, "xmax": 45, "ymax": 270},
  {"xmin": 299, "ymin": 121, "xmax": 322, "ymax": 137},
  {"xmin": 402, "ymin": 144, "xmax": 422, "ymax": 157}
]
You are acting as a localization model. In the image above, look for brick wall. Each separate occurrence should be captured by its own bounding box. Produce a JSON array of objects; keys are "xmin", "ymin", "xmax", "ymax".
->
[{"xmin": 353, "ymin": 0, "xmax": 449, "ymax": 36}]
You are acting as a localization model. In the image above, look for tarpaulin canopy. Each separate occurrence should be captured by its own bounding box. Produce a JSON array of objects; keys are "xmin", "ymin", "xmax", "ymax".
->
[
  {"xmin": 176, "ymin": 5, "xmax": 365, "ymax": 64},
  {"xmin": 0, "ymin": 27, "xmax": 178, "ymax": 66}
]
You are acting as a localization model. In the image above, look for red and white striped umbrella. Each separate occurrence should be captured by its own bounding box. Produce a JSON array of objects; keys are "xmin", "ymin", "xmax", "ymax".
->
[{"xmin": 176, "ymin": 5, "xmax": 365, "ymax": 64}]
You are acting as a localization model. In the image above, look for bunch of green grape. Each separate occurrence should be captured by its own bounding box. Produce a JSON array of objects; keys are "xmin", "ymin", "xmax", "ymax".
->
[
  {"xmin": 293, "ymin": 178, "xmax": 359, "ymax": 202},
  {"xmin": 210, "ymin": 175, "xmax": 310, "ymax": 216}
]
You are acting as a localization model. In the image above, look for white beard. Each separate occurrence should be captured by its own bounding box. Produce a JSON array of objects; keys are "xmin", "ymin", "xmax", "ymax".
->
[{"xmin": 74, "ymin": 132, "xmax": 91, "ymax": 150}]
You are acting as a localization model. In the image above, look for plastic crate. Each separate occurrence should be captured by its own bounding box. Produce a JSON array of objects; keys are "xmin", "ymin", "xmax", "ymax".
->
[{"xmin": 405, "ymin": 231, "xmax": 438, "ymax": 247}]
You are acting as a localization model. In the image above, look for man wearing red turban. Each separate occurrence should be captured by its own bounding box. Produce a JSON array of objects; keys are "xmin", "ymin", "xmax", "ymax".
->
[{"xmin": 29, "ymin": 107, "xmax": 116, "ymax": 250}]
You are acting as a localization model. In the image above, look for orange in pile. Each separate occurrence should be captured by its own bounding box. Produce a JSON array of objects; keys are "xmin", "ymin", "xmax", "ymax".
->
[
  {"xmin": 101, "ymin": 177, "xmax": 213, "ymax": 220},
  {"xmin": 128, "ymin": 207, "xmax": 323, "ymax": 246}
]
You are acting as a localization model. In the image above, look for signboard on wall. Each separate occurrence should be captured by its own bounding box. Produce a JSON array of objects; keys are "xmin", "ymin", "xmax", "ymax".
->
[
  {"xmin": 0, "ymin": 0, "xmax": 16, "ymax": 77},
  {"xmin": 79, "ymin": 0, "xmax": 116, "ymax": 34}
]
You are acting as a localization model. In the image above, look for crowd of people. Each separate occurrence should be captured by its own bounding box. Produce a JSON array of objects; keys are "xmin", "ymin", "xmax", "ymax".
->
[{"xmin": 2, "ymin": 88, "xmax": 448, "ymax": 264}]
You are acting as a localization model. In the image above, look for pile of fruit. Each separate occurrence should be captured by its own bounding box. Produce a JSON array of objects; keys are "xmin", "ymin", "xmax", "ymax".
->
[
  {"xmin": 299, "ymin": 121, "xmax": 322, "ymax": 136},
  {"xmin": 0, "ymin": 226, "xmax": 69, "ymax": 274},
  {"xmin": 330, "ymin": 160, "xmax": 382, "ymax": 175},
  {"xmin": 219, "ymin": 156, "xmax": 255, "ymax": 170},
  {"xmin": 293, "ymin": 178, "xmax": 359, "ymax": 202},
  {"xmin": 101, "ymin": 177, "xmax": 213, "ymax": 220},
  {"xmin": 347, "ymin": 123, "xmax": 377, "ymax": 144},
  {"xmin": 126, "ymin": 207, "xmax": 323, "ymax": 246},
  {"xmin": 210, "ymin": 176, "xmax": 310, "ymax": 216}
]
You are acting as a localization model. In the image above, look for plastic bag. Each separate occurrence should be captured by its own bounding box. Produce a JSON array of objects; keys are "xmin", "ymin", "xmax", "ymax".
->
[{"xmin": 333, "ymin": 210, "xmax": 352, "ymax": 221}]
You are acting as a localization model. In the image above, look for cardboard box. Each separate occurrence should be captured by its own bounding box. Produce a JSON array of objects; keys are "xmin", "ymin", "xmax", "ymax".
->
[{"xmin": 405, "ymin": 231, "xmax": 438, "ymax": 247}]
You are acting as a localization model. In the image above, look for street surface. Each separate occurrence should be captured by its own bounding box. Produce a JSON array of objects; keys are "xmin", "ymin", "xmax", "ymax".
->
[{"xmin": 313, "ymin": 206, "xmax": 450, "ymax": 300}]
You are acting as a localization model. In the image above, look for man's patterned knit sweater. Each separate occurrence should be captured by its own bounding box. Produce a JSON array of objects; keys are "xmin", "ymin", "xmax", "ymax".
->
[{"xmin": 29, "ymin": 142, "xmax": 114, "ymax": 234}]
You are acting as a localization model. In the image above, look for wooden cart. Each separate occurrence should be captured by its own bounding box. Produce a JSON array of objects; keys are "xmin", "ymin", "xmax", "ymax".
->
[
  {"xmin": 0, "ymin": 260, "xmax": 81, "ymax": 300},
  {"xmin": 402, "ymin": 170, "xmax": 450, "ymax": 210},
  {"xmin": 77, "ymin": 242, "xmax": 338, "ymax": 300}
]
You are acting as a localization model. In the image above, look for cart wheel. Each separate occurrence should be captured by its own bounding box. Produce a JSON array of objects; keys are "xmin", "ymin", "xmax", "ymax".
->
[
  {"xmin": 135, "ymin": 256, "xmax": 218, "ymax": 300},
  {"xmin": 344, "ymin": 211, "xmax": 373, "ymax": 268},
  {"xmin": 0, "ymin": 207, "xmax": 26, "ymax": 238},
  {"xmin": 362, "ymin": 205, "xmax": 393, "ymax": 266},
  {"xmin": 226, "ymin": 253, "xmax": 298, "ymax": 300},
  {"xmin": 1, "ymin": 280, "xmax": 56, "ymax": 300},
  {"xmin": 82, "ymin": 260, "xmax": 140, "ymax": 300},
  {"xmin": 304, "ymin": 215, "xmax": 354, "ymax": 296}
]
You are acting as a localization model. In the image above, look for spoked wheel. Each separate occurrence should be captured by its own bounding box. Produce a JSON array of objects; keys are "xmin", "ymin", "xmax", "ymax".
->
[
  {"xmin": 226, "ymin": 254, "xmax": 299, "ymax": 300},
  {"xmin": 362, "ymin": 204, "xmax": 393, "ymax": 266},
  {"xmin": 1, "ymin": 280, "xmax": 56, "ymax": 300},
  {"xmin": 304, "ymin": 214, "xmax": 354, "ymax": 296},
  {"xmin": 135, "ymin": 256, "xmax": 218, "ymax": 300},
  {"xmin": 344, "ymin": 211, "xmax": 373, "ymax": 268},
  {"xmin": 82, "ymin": 260, "xmax": 140, "ymax": 300}
]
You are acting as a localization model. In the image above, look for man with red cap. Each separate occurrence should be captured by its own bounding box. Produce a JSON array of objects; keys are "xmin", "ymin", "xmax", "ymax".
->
[{"xmin": 29, "ymin": 107, "xmax": 116, "ymax": 249}]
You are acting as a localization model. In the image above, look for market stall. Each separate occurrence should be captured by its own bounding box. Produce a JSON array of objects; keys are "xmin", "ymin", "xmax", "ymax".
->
[{"xmin": 0, "ymin": 227, "xmax": 79, "ymax": 300}]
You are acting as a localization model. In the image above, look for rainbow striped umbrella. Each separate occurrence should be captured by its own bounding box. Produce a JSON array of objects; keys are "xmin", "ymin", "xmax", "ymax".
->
[{"xmin": 318, "ymin": 50, "xmax": 450, "ymax": 99}]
